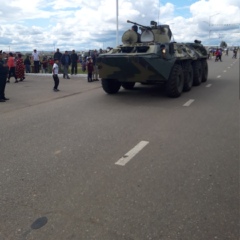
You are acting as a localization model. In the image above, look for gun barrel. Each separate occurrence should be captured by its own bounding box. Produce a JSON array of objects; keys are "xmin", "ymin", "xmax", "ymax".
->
[
  {"xmin": 127, "ymin": 20, "xmax": 136, "ymax": 24},
  {"xmin": 127, "ymin": 20, "xmax": 149, "ymax": 29}
]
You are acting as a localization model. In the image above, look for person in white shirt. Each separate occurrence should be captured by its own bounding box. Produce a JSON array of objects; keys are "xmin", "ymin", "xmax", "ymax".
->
[
  {"xmin": 52, "ymin": 59, "xmax": 60, "ymax": 91},
  {"xmin": 32, "ymin": 49, "xmax": 40, "ymax": 73}
]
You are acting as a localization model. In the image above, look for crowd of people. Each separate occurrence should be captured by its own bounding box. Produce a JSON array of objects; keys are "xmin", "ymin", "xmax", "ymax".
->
[
  {"xmin": 0, "ymin": 48, "xmax": 104, "ymax": 102},
  {"xmin": 207, "ymin": 47, "xmax": 239, "ymax": 62}
]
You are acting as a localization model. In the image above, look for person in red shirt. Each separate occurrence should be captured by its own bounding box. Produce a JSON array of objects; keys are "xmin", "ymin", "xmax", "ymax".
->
[
  {"xmin": 86, "ymin": 57, "xmax": 94, "ymax": 82},
  {"xmin": 215, "ymin": 48, "xmax": 222, "ymax": 62},
  {"xmin": 15, "ymin": 53, "xmax": 25, "ymax": 81},
  {"xmin": 7, "ymin": 52, "xmax": 18, "ymax": 83}
]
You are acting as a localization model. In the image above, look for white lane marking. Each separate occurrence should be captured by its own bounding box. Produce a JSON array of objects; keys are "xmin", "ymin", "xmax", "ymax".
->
[
  {"xmin": 115, "ymin": 141, "xmax": 149, "ymax": 166},
  {"xmin": 223, "ymin": 70, "xmax": 227, "ymax": 72},
  {"xmin": 228, "ymin": 67, "xmax": 231, "ymax": 69},
  {"xmin": 217, "ymin": 75, "xmax": 221, "ymax": 78},
  {"xmin": 183, "ymin": 99, "xmax": 195, "ymax": 107},
  {"xmin": 206, "ymin": 84, "xmax": 212, "ymax": 88}
]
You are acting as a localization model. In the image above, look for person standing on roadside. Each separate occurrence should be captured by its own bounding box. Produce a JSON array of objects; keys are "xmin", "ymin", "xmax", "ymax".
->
[
  {"xmin": 7, "ymin": 52, "xmax": 18, "ymax": 83},
  {"xmin": 32, "ymin": 49, "xmax": 40, "ymax": 73},
  {"xmin": 16, "ymin": 53, "xmax": 25, "ymax": 81},
  {"xmin": 70, "ymin": 50, "xmax": 78, "ymax": 75},
  {"xmin": 52, "ymin": 59, "xmax": 60, "ymax": 92},
  {"xmin": 215, "ymin": 48, "xmax": 222, "ymax": 62},
  {"xmin": 0, "ymin": 50, "xmax": 9, "ymax": 102},
  {"xmin": 86, "ymin": 56, "xmax": 94, "ymax": 82},
  {"xmin": 53, "ymin": 48, "xmax": 62, "ymax": 73},
  {"xmin": 232, "ymin": 48, "xmax": 237, "ymax": 59},
  {"xmin": 24, "ymin": 55, "xmax": 31, "ymax": 73},
  {"xmin": 91, "ymin": 50, "xmax": 99, "ymax": 81},
  {"xmin": 61, "ymin": 51, "xmax": 71, "ymax": 79}
]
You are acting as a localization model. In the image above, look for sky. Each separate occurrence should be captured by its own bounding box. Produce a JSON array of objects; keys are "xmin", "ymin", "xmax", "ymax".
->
[{"xmin": 0, "ymin": 0, "xmax": 239, "ymax": 52}]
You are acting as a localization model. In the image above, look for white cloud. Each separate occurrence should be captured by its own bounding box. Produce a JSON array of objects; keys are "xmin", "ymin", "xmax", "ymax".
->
[{"xmin": 0, "ymin": 0, "xmax": 239, "ymax": 52}]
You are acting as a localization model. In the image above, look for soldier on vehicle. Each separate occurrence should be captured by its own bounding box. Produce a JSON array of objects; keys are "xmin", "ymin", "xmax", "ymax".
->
[{"xmin": 131, "ymin": 25, "xmax": 141, "ymax": 43}]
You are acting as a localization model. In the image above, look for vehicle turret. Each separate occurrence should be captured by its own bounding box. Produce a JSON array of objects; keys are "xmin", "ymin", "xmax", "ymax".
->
[{"xmin": 122, "ymin": 20, "xmax": 172, "ymax": 45}]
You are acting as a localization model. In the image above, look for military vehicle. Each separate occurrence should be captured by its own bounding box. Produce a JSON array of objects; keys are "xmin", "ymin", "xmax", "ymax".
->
[{"xmin": 97, "ymin": 20, "xmax": 208, "ymax": 97}]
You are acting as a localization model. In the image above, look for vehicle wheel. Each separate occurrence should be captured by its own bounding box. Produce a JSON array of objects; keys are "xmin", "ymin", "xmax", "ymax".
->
[
  {"xmin": 183, "ymin": 63, "xmax": 193, "ymax": 92},
  {"xmin": 101, "ymin": 79, "xmax": 121, "ymax": 94},
  {"xmin": 201, "ymin": 60, "xmax": 208, "ymax": 82},
  {"xmin": 166, "ymin": 64, "xmax": 184, "ymax": 98},
  {"xmin": 121, "ymin": 82, "xmax": 135, "ymax": 90},
  {"xmin": 192, "ymin": 61, "xmax": 202, "ymax": 86}
]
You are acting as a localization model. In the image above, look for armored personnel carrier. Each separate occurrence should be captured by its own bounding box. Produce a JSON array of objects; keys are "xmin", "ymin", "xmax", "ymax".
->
[{"xmin": 97, "ymin": 20, "xmax": 208, "ymax": 97}]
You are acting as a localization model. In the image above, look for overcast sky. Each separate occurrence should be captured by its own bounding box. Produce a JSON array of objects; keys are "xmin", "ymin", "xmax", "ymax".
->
[{"xmin": 0, "ymin": 0, "xmax": 239, "ymax": 52}]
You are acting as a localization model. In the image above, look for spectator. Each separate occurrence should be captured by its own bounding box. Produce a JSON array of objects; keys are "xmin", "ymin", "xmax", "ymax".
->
[
  {"xmin": 61, "ymin": 51, "xmax": 71, "ymax": 79},
  {"xmin": 24, "ymin": 55, "xmax": 31, "ymax": 73},
  {"xmin": 16, "ymin": 53, "xmax": 25, "ymax": 81},
  {"xmin": 91, "ymin": 50, "xmax": 99, "ymax": 81},
  {"xmin": 53, "ymin": 48, "xmax": 63, "ymax": 73},
  {"xmin": 0, "ymin": 50, "xmax": 9, "ymax": 102},
  {"xmin": 232, "ymin": 48, "xmax": 237, "ymax": 59},
  {"xmin": 81, "ymin": 58, "xmax": 86, "ymax": 72},
  {"xmin": 41, "ymin": 56, "xmax": 48, "ymax": 73},
  {"xmin": 7, "ymin": 52, "xmax": 18, "ymax": 83},
  {"xmin": 215, "ymin": 48, "xmax": 222, "ymax": 62},
  {"xmin": 70, "ymin": 50, "xmax": 78, "ymax": 75},
  {"xmin": 32, "ymin": 49, "xmax": 40, "ymax": 73},
  {"xmin": 86, "ymin": 56, "xmax": 94, "ymax": 82}
]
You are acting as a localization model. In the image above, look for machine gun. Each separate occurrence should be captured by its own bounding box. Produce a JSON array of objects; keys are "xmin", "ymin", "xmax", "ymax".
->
[{"xmin": 127, "ymin": 20, "xmax": 152, "ymax": 30}]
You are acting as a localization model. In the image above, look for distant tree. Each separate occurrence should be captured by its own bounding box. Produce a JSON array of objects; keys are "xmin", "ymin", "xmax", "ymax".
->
[{"xmin": 220, "ymin": 41, "xmax": 227, "ymax": 49}]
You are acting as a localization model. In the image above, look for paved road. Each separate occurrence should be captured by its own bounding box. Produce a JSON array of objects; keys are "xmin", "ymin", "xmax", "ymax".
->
[{"xmin": 0, "ymin": 55, "xmax": 239, "ymax": 240}]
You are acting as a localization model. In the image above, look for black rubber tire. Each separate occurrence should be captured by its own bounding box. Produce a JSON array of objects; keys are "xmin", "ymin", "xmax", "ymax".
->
[
  {"xmin": 121, "ymin": 82, "xmax": 135, "ymax": 90},
  {"xmin": 201, "ymin": 60, "xmax": 208, "ymax": 82},
  {"xmin": 192, "ymin": 61, "xmax": 202, "ymax": 86},
  {"xmin": 183, "ymin": 63, "xmax": 193, "ymax": 92},
  {"xmin": 101, "ymin": 79, "xmax": 121, "ymax": 94},
  {"xmin": 166, "ymin": 64, "xmax": 184, "ymax": 98}
]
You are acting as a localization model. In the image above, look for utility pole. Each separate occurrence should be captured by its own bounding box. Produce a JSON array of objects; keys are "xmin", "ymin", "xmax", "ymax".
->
[
  {"xmin": 209, "ymin": 13, "xmax": 219, "ymax": 40},
  {"xmin": 116, "ymin": 0, "xmax": 119, "ymax": 46}
]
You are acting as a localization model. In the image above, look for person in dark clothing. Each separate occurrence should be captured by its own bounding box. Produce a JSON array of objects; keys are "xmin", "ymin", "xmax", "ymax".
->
[
  {"xmin": 24, "ymin": 55, "xmax": 31, "ymax": 73},
  {"xmin": 70, "ymin": 50, "xmax": 78, "ymax": 75},
  {"xmin": 0, "ymin": 51, "xmax": 9, "ymax": 102},
  {"xmin": 53, "ymin": 48, "xmax": 63, "ymax": 73},
  {"xmin": 61, "ymin": 51, "xmax": 71, "ymax": 79},
  {"xmin": 132, "ymin": 25, "xmax": 141, "ymax": 43},
  {"xmin": 91, "ymin": 50, "xmax": 99, "ymax": 81}
]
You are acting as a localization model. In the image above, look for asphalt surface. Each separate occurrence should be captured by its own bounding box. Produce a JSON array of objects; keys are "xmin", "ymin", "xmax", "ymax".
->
[{"xmin": 0, "ymin": 55, "xmax": 239, "ymax": 240}]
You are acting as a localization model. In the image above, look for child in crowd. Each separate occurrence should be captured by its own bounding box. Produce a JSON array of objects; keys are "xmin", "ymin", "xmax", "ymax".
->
[
  {"xmin": 41, "ymin": 56, "xmax": 48, "ymax": 73},
  {"xmin": 86, "ymin": 57, "xmax": 94, "ymax": 82},
  {"xmin": 52, "ymin": 59, "xmax": 60, "ymax": 91},
  {"xmin": 81, "ymin": 58, "xmax": 86, "ymax": 72}
]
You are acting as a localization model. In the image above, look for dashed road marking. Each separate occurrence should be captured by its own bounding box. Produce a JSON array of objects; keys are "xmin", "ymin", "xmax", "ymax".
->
[
  {"xmin": 183, "ymin": 99, "xmax": 195, "ymax": 107},
  {"xmin": 206, "ymin": 84, "xmax": 212, "ymax": 88},
  {"xmin": 115, "ymin": 141, "xmax": 149, "ymax": 166},
  {"xmin": 223, "ymin": 70, "xmax": 227, "ymax": 72},
  {"xmin": 217, "ymin": 75, "xmax": 221, "ymax": 78}
]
